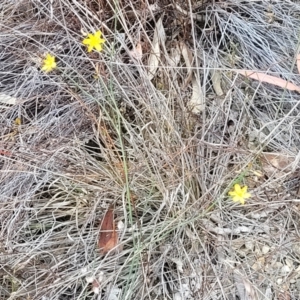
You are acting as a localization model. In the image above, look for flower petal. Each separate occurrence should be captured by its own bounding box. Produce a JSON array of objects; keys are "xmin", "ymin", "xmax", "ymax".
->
[
  {"xmin": 241, "ymin": 186, "xmax": 248, "ymax": 193},
  {"xmin": 244, "ymin": 192, "xmax": 251, "ymax": 199},
  {"xmin": 82, "ymin": 38, "xmax": 89, "ymax": 45},
  {"xmin": 234, "ymin": 184, "xmax": 241, "ymax": 193},
  {"xmin": 95, "ymin": 30, "xmax": 101, "ymax": 38},
  {"xmin": 95, "ymin": 44, "xmax": 102, "ymax": 51},
  {"xmin": 232, "ymin": 196, "xmax": 239, "ymax": 202}
]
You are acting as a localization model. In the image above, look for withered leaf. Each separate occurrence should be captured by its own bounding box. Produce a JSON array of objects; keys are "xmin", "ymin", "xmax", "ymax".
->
[
  {"xmin": 260, "ymin": 152, "xmax": 294, "ymax": 178},
  {"xmin": 236, "ymin": 70, "xmax": 300, "ymax": 93},
  {"xmin": 98, "ymin": 206, "xmax": 118, "ymax": 254}
]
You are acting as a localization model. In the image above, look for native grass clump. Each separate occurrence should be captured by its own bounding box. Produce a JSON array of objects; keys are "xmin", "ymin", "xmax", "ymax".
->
[{"xmin": 1, "ymin": 1, "xmax": 300, "ymax": 299}]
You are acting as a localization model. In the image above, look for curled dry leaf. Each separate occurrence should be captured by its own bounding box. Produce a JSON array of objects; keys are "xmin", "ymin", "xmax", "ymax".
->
[
  {"xmin": 98, "ymin": 206, "xmax": 118, "ymax": 255},
  {"xmin": 236, "ymin": 70, "xmax": 300, "ymax": 93}
]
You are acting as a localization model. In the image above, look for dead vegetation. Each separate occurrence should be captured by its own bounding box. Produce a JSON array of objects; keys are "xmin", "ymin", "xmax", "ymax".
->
[{"xmin": 1, "ymin": 0, "xmax": 300, "ymax": 299}]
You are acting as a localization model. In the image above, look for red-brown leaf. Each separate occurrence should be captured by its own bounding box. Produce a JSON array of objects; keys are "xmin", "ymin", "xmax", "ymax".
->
[
  {"xmin": 0, "ymin": 150, "xmax": 12, "ymax": 156},
  {"xmin": 236, "ymin": 69, "xmax": 300, "ymax": 93},
  {"xmin": 98, "ymin": 206, "xmax": 118, "ymax": 254}
]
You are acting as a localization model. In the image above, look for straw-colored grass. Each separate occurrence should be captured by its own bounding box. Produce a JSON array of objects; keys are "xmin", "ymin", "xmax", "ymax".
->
[{"xmin": 1, "ymin": 0, "xmax": 300, "ymax": 299}]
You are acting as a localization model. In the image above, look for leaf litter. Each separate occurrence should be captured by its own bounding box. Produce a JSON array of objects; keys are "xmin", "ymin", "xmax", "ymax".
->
[
  {"xmin": 98, "ymin": 205, "xmax": 118, "ymax": 255},
  {"xmin": 2, "ymin": 1, "xmax": 300, "ymax": 299},
  {"xmin": 147, "ymin": 17, "xmax": 166, "ymax": 80}
]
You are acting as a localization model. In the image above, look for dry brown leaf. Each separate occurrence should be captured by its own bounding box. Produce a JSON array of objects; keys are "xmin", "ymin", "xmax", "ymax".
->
[
  {"xmin": 236, "ymin": 70, "xmax": 300, "ymax": 93},
  {"xmin": 180, "ymin": 42, "xmax": 194, "ymax": 88},
  {"xmin": 260, "ymin": 152, "xmax": 294, "ymax": 178},
  {"xmin": 0, "ymin": 93, "xmax": 17, "ymax": 106},
  {"xmin": 98, "ymin": 206, "xmax": 118, "ymax": 255},
  {"xmin": 251, "ymin": 256, "xmax": 265, "ymax": 271},
  {"xmin": 297, "ymin": 54, "xmax": 300, "ymax": 75},
  {"xmin": 188, "ymin": 74, "xmax": 204, "ymax": 114},
  {"xmin": 211, "ymin": 69, "xmax": 224, "ymax": 96},
  {"xmin": 278, "ymin": 290, "xmax": 291, "ymax": 300},
  {"xmin": 261, "ymin": 152, "xmax": 293, "ymax": 169},
  {"xmin": 130, "ymin": 42, "xmax": 143, "ymax": 60},
  {"xmin": 243, "ymin": 279, "xmax": 258, "ymax": 300},
  {"xmin": 147, "ymin": 17, "xmax": 166, "ymax": 80},
  {"xmin": 167, "ymin": 46, "xmax": 181, "ymax": 68},
  {"xmin": 234, "ymin": 269, "xmax": 258, "ymax": 300},
  {"xmin": 0, "ymin": 150, "xmax": 12, "ymax": 156}
]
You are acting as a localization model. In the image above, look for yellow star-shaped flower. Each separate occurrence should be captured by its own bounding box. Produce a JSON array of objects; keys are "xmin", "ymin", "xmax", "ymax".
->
[
  {"xmin": 41, "ymin": 53, "xmax": 56, "ymax": 73},
  {"xmin": 228, "ymin": 184, "xmax": 251, "ymax": 205},
  {"xmin": 82, "ymin": 30, "xmax": 105, "ymax": 53}
]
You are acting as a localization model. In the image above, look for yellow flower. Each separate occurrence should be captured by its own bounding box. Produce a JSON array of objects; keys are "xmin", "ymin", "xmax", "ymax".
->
[
  {"xmin": 228, "ymin": 184, "xmax": 251, "ymax": 205},
  {"xmin": 41, "ymin": 53, "xmax": 56, "ymax": 73},
  {"xmin": 82, "ymin": 30, "xmax": 105, "ymax": 52},
  {"xmin": 14, "ymin": 117, "xmax": 21, "ymax": 125}
]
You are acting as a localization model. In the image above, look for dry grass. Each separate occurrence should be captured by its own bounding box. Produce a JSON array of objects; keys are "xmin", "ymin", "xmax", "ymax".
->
[{"xmin": 1, "ymin": 0, "xmax": 300, "ymax": 299}]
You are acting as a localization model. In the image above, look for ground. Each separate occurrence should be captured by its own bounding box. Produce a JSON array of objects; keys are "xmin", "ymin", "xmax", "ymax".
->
[{"xmin": 1, "ymin": 0, "xmax": 300, "ymax": 299}]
